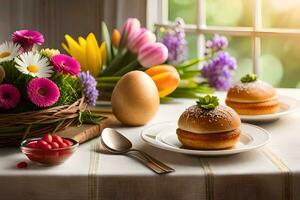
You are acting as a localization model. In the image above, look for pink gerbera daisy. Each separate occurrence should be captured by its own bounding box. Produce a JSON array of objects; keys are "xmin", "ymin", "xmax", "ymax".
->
[
  {"xmin": 51, "ymin": 54, "xmax": 80, "ymax": 76},
  {"xmin": 0, "ymin": 84, "xmax": 21, "ymax": 109},
  {"xmin": 12, "ymin": 30, "xmax": 44, "ymax": 52},
  {"xmin": 27, "ymin": 78, "xmax": 60, "ymax": 107}
]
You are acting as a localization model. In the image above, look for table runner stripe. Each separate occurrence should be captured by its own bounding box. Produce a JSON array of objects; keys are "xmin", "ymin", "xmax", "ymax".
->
[
  {"xmin": 261, "ymin": 147, "xmax": 293, "ymax": 200},
  {"xmin": 200, "ymin": 158, "xmax": 214, "ymax": 200},
  {"xmin": 89, "ymin": 140, "xmax": 100, "ymax": 200},
  {"xmin": 88, "ymin": 143, "xmax": 95, "ymax": 200},
  {"xmin": 95, "ymin": 141, "xmax": 101, "ymax": 200}
]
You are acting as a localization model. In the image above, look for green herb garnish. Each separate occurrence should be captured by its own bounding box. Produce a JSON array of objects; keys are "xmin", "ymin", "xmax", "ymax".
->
[
  {"xmin": 240, "ymin": 73, "xmax": 257, "ymax": 83},
  {"xmin": 196, "ymin": 95, "xmax": 219, "ymax": 109}
]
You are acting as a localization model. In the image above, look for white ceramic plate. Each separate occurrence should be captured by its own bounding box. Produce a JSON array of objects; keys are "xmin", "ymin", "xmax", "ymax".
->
[
  {"xmin": 141, "ymin": 122, "xmax": 270, "ymax": 156},
  {"xmin": 240, "ymin": 95, "xmax": 300, "ymax": 122}
]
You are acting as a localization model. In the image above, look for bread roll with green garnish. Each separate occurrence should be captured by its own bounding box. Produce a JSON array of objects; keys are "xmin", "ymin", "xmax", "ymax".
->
[
  {"xmin": 177, "ymin": 95, "xmax": 241, "ymax": 150},
  {"xmin": 226, "ymin": 74, "xmax": 279, "ymax": 115}
]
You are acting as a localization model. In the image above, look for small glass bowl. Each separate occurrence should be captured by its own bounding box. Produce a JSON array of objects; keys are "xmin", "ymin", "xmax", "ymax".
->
[{"xmin": 20, "ymin": 138, "xmax": 79, "ymax": 165}]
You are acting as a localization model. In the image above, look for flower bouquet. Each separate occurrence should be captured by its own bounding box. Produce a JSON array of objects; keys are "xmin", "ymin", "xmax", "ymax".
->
[
  {"xmin": 0, "ymin": 30, "xmax": 99, "ymax": 146},
  {"xmin": 158, "ymin": 19, "xmax": 237, "ymax": 99},
  {"xmin": 62, "ymin": 18, "xmax": 237, "ymax": 101}
]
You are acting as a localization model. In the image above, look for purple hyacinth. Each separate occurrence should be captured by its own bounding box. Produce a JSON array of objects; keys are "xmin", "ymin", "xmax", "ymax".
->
[
  {"xmin": 161, "ymin": 18, "xmax": 188, "ymax": 65},
  {"xmin": 78, "ymin": 71, "xmax": 99, "ymax": 106},
  {"xmin": 206, "ymin": 34, "xmax": 228, "ymax": 51},
  {"xmin": 202, "ymin": 52, "xmax": 237, "ymax": 91}
]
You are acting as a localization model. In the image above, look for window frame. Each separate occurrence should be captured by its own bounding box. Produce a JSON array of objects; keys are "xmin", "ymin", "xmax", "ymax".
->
[{"xmin": 147, "ymin": 0, "xmax": 300, "ymax": 75}]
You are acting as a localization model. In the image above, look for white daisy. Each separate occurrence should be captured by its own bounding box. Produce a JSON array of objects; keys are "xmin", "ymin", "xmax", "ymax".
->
[
  {"xmin": 0, "ymin": 41, "xmax": 20, "ymax": 62},
  {"xmin": 15, "ymin": 52, "xmax": 53, "ymax": 77}
]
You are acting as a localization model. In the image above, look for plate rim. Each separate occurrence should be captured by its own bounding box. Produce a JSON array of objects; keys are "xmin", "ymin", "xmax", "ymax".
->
[
  {"xmin": 239, "ymin": 95, "xmax": 300, "ymax": 120},
  {"xmin": 141, "ymin": 121, "xmax": 271, "ymax": 156}
]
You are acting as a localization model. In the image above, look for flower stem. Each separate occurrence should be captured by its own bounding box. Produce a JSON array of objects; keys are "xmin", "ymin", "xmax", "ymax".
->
[
  {"xmin": 121, "ymin": 51, "xmax": 136, "ymax": 66},
  {"xmin": 101, "ymin": 50, "xmax": 127, "ymax": 76},
  {"xmin": 52, "ymin": 72, "xmax": 62, "ymax": 80},
  {"xmin": 117, "ymin": 32, "xmax": 128, "ymax": 53},
  {"xmin": 175, "ymin": 58, "xmax": 205, "ymax": 69},
  {"xmin": 160, "ymin": 96, "xmax": 174, "ymax": 103},
  {"xmin": 97, "ymin": 82, "xmax": 116, "ymax": 89},
  {"xmin": 168, "ymin": 90, "xmax": 199, "ymax": 99},
  {"xmin": 113, "ymin": 60, "xmax": 140, "ymax": 76},
  {"xmin": 96, "ymin": 76, "xmax": 121, "ymax": 82}
]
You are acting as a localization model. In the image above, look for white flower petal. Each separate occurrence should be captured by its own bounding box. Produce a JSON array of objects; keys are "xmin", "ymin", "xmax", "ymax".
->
[
  {"xmin": 0, "ymin": 41, "xmax": 20, "ymax": 62},
  {"xmin": 15, "ymin": 51, "xmax": 54, "ymax": 77}
]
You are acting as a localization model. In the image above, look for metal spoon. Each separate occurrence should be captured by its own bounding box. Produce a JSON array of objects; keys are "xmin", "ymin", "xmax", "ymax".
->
[
  {"xmin": 101, "ymin": 128, "xmax": 174, "ymax": 174},
  {"xmin": 101, "ymin": 133, "xmax": 166, "ymax": 174}
]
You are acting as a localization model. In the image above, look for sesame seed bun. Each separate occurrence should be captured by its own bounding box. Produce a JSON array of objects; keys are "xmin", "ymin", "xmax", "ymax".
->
[
  {"xmin": 226, "ymin": 80, "xmax": 279, "ymax": 115},
  {"xmin": 226, "ymin": 80, "xmax": 277, "ymax": 103},
  {"xmin": 177, "ymin": 105, "xmax": 241, "ymax": 134}
]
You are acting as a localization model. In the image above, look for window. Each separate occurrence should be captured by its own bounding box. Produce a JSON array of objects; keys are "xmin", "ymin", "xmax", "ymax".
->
[{"xmin": 147, "ymin": 0, "xmax": 300, "ymax": 87}]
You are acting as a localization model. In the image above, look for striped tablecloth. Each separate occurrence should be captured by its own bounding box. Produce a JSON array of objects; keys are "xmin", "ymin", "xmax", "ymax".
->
[{"xmin": 1, "ymin": 89, "xmax": 300, "ymax": 200}]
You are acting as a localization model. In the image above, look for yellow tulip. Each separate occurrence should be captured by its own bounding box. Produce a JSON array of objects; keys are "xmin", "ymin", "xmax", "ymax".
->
[
  {"xmin": 62, "ymin": 33, "xmax": 107, "ymax": 77},
  {"xmin": 99, "ymin": 42, "xmax": 107, "ymax": 65}
]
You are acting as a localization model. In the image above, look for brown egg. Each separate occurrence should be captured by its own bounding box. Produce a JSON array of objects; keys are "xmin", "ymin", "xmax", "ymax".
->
[{"xmin": 111, "ymin": 71, "xmax": 160, "ymax": 126}]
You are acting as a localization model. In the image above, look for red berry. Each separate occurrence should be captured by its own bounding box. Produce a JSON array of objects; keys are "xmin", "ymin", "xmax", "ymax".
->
[
  {"xmin": 63, "ymin": 139, "xmax": 73, "ymax": 146},
  {"xmin": 50, "ymin": 141, "xmax": 59, "ymax": 149},
  {"xmin": 58, "ymin": 142, "xmax": 68, "ymax": 148},
  {"xmin": 42, "ymin": 144, "xmax": 52, "ymax": 149},
  {"xmin": 52, "ymin": 135, "xmax": 63, "ymax": 143},
  {"xmin": 37, "ymin": 140, "xmax": 52, "ymax": 149},
  {"xmin": 26, "ymin": 141, "xmax": 38, "ymax": 148},
  {"xmin": 17, "ymin": 161, "xmax": 28, "ymax": 169},
  {"xmin": 42, "ymin": 134, "xmax": 52, "ymax": 143},
  {"xmin": 37, "ymin": 140, "xmax": 47, "ymax": 148}
]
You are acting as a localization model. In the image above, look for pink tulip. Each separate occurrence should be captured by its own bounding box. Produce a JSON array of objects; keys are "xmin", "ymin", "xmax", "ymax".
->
[
  {"xmin": 127, "ymin": 28, "xmax": 156, "ymax": 54},
  {"xmin": 138, "ymin": 42, "xmax": 168, "ymax": 68},
  {"xmin": 121, "ymin": 18, "xmax": 141, "ymax": 43}
]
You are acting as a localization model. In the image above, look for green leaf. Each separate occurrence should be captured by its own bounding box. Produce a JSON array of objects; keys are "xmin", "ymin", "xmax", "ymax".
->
[
  {"xmin": 160, "ymin": 96, "xmax": 174, "ymax": 103},
  {"xmin": 178, "ymin": 80, "xmax": 198, "ymax": 88},
  {"xmin": 240, "ymin": 73, "xmax": 257, "ymax": 83},
  {"xmin": 95, "ymin": 76, "xmax": 121, "ymax": 82},
  {"xmin": 97, "ymin": 82, "xmax": 116, "ymax": 89},
  {"xmin": 179, "ymin": 70, "xmax": 200, "ymax": 79},
  {"xmin": 168, "ymin": 91, "xmax": 199, "ymax": 99},
  {"xmin": 176, "ymin": 58, "xmax": 203, "ymax": 69},
  {"xmin": 101, "ymin": 49, "xmax": 130, "ymax": 76},
  {"xmin": 196, "ymin": 95, "xmax": 219, "ymax": 109},
  {"xmin": 194, "ymin": 87, "xmax": 215, "ymax": 94},
  {"xmin": 111, "ymin": 43, "xmax": 116, "ymax": 60},
  {"xmin": 53, "ymin": 74, "xmax": 81, "ymax": 107},
  {"xmin": 78, "ymin": 111, "xmax": 105, "ymax": 125},
  {"xmin": 101, "ymin": 22, "xmax": 112, "ymax": 65}
]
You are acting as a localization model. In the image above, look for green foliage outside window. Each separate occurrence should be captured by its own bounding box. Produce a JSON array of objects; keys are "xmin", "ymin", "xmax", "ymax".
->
[{"xmin": 169, "ymin": 0, "xmax": 300, "ymax": 87}]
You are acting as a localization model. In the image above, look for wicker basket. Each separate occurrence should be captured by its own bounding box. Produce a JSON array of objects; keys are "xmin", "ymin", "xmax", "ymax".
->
[{"xmin": 0, "ymin": 97, "xmax": 87, "ymax": 147}]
